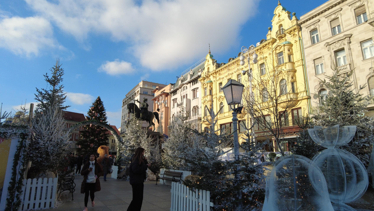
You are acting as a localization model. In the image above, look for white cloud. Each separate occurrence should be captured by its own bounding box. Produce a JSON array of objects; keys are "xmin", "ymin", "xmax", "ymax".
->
[
  {"xmin": 66, "ymin": 92, "xmax": 94, "ymax": 105},
  {"xmin": 98, "ymin": 60, "xmax": 135, "ymax": 75},
  {"xmin": 0, "ymin": 16, "xmax": 61, "ymax": 56},
  {"xmin": 140, "ymin": 73, "xmax": 150, "ymax": 81},
  {"xmin": 25, "ymin": 0, "xmax": 260, "ymax": 70},
  {"xmin": 106, "ymin": 110, "xmax": 121, "ymax": 128},
  {"xmin": 12, "ymin": 102, "xmax": 40, "ymax": 112}
]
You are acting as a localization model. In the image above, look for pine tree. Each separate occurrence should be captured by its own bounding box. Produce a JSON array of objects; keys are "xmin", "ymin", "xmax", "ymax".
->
[
  {"xmin": 294, "ymin": 69, "xmax": 374, "ymax": 166},
  {"xmin": 76, "ymin": 96, "xmax": 109, "ymax": 156},
  {"xmin": 117, "ymin": 115, "xmax": 152, "ymax": 165},
  {"xmin": 34, "ymin": 61, "xmax": 69, "ymax": 113}
]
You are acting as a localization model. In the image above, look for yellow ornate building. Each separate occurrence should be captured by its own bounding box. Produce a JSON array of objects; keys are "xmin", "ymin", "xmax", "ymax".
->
[{"xmin": 200, "ymin": 2, "xmax": 311, "ymax": 152}]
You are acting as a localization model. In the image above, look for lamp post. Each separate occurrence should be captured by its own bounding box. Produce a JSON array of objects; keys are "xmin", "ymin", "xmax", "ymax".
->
[
  {"xmin": 240, "ymin": 45, "xmax": 258, "ymax": 144},
  {"xmin": 222, "ymin": 79, "xmax": 244, "ymax": 210}
]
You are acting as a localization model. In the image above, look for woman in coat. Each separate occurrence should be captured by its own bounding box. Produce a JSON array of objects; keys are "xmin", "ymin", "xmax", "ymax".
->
[
  {"xmin": 127, "ymin": 147, "xmax": 151, "ymax": 211},
  {"xmin": 81, "ymin": 153, "xmax": 103, "ymax": 211}
]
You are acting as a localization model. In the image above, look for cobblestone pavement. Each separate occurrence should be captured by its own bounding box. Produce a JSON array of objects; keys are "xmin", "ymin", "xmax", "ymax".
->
[{"xmin": 46, "ymin": 175, "xmax": 170, "ymax": 211}]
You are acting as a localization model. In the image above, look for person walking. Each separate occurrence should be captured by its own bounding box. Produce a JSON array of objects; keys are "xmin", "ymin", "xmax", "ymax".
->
[
  {"xmin": 101, "ymin": 154, "xmax": 110, "ymax": 181},
  {"xmin": 81, "ymin": 153, "xmax": 103, "ymax": 211},
  {"xmin": 127, "ymin": 147, "xmax": 151, "ymax": 211},
  {"xmin": 76, "ymin": 155, "xmax": 83, "ymax": 174}
]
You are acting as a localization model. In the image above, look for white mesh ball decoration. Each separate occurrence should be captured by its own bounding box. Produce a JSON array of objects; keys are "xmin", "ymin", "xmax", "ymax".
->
[
  {"xmin": 262, "ymin": 155, "xmax": 333, "ymax": 211},
  {"xmin": 308, "ymin": 125, "xmax": 368, "ymax": 206}
]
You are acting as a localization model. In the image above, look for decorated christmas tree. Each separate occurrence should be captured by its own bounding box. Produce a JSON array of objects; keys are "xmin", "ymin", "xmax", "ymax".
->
[{"xmin": 77, "ymin": 96, "xmax": 109, "ymax": 156}]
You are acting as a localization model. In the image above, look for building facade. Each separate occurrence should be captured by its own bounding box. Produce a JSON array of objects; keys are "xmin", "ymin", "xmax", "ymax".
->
[
  {"xmin": 299, "ymin": 0, "xmax": 374, "ymax": 113},
  {"xmin": 152, "ymin": 84, "xmax": 172, "ymax": 136},
  {"xmin": 121, "ymin": 81, "xmax": 166, "ymax": 133},
  {"xmin": 170, "ymin": 60, "xmax": 204, "ymax": 131},
  {"xmin": 200, "ymin": 2, "xmax": 310, "ymax": 152}
]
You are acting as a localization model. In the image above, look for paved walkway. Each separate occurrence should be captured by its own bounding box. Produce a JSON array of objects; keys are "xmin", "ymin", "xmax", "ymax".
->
[{"xmin": 48, "ymin": 175, "xmax": 170, "ymax": 211}]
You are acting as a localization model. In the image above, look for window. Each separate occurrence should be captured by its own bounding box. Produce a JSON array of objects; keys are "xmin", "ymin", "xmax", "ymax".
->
[
  {"xmin": 192, "ymin": 88, "xmax": 199, "ymax": 99},
  {"xmin": 255, "ymin": 116, "xmax": 271, "ymax": 131},
  {"xmin": 288, "ymin": 55, "xmax": 292, "ymax": 62},
  {"xmin": 204, "ymin": 107, "xmax": 208, "ymax": 116},
  {"xmin": 368, "ymin": 77, "xmax": 374, "ymax": 96},
  {"xmin": 292, "ymin": 108, "xmax": 302, "ymax": 126},
  {"xmin": 219, "ymin": 82, "xmax": 223, "ymax": 92},
  {"xmin": 172, "ymin": 99, "xmax": 177, "ymax": 108},
  {"xmin": 260, "ymin": 63, "xmax": 266, "ymax": 75},
  {"xmin": 279, "ymin": 111, "xmax": 289, "ymax": 127},
  {"xmin": 237, "ymin": 74, "xmax": 242, "ymax": 83},
  {"xmin": 319, "ymin": 89, "xmax": 328, "ymax": 104},
  {"xmin": 192, "ymin": 79, "xmax": 199, "ymax": 85},
  {"xmin": 291, "ymin": 82, "xmax": 296, "ymax": 93},
  {"xmin": 219, "ymin": 102, "xmax": 224, "ymax": 114},
  {"xmin": 361, "ymin": 39, "xmax": 374, "ymax": 59},
  {"xmin": 331, "ymin": 19, "xmax": 341, "ymax": 36},
  {"xmin": 277, "ymin": 52, "xmax": 284, "ymax": 65},
  {"xmin": 310, "ymin": 29, "xmax": 319, "ymax": 44},
  {"xmin": 335, "ymin": 49, "xmax": 347, "ymax": 67},
  {"xmin": 355, "ymin": 6, "xmax": 368, "ymax": 24},
  {"xmin": 112, "ymin": 139, "xmax": 115, "ymax": 143},
  {"xmin": 280, "ymin": 79, "xmax": 287, "ymax": 95},
  {"xmin": 262, "ymin": 88, "xmax": 268, "ymax": 102},
  {"xmin": 204, "ymin": 88, "xmax": 207, "ymax": 96},
  {"xmin": 209, "ymin": 89, "xmax": 212, "ymax": 95},
  {"xmin": 314, "ymin": 57, "xmax": 324, "ymax": 75}
]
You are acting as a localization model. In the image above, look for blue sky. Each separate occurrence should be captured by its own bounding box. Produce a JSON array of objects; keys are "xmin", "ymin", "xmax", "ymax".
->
[{"xmin": 0, "ymin": 0, "xmax": 327, "ymax": 128}]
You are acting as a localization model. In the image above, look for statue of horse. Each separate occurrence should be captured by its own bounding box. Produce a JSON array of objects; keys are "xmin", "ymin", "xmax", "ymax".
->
[{"xmin": 127, "ymin": 103, "xmax": 159, "ymax": 131}]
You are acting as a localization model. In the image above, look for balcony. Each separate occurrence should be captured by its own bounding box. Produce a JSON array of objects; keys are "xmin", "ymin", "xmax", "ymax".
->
[
  {"xmin": 279, "ymin": 93, "xmax": 299, "ymax": 109},
  {"xmin": 337, "ymin": 64, "xmax": 351, "ymax": 75},
  {"xmin": 276, "ymin": 29, "xmax": 286, "ymax": 39}
]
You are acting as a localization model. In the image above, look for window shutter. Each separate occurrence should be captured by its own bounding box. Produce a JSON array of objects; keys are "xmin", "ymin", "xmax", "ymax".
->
[
  {"xmin": 368, "ymin": 77, "xmax": 374, "ymax": 90},
  {"xmin": 331, "ymin": 19, "xmax": 340, "ymax": 28},
  {"xmin": 314, "ymin": 57, "xmax": 323, "ymax": 65},
  {"xmin": 355, "ymin": 6, "xmax": 366, "ymax": 16}
]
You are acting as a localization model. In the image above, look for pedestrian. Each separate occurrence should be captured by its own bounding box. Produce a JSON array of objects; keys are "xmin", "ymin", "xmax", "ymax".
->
[
  {"xmin": 127, "ymin": 147, "xmax": 151, "ymax": 211},
  {"xmin": 81, "ymin": 153, "xmax": 103, "ymax": 211},
  {"xmin": 260, "ymin": 154, "xmax": 265, "ymax": 163},
  {"xmin": 101, "ymin": 154, "xmax": 110, "ymax": 181},
  {"xmin": 76, "ymin": 155, "xmax": 83, "ymax": 174}
]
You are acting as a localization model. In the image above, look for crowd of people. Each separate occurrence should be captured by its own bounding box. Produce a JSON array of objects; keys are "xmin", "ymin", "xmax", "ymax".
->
[{"xmin": 72, "ymin": 145, "xmax": 148, "ymax": 211}]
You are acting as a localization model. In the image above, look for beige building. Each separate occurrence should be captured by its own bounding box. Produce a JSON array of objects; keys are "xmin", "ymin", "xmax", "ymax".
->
[
  {"xmin": 152, "ymin": 84, "xmax": 172, "ymax": 135},
  {"xmin": 299, "ymin": 0, "xmax": 374, "ymax": 113},
  {"xmin": 121, "ymin": 81, "xmax": 166, "ymax": 132},
  {"xmin": 170, "ymin": 60, "xmax": 204, "ymax": 132}
]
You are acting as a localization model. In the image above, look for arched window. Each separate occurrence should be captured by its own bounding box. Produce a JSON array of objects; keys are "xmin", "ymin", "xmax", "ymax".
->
[
  {"xmin": 368, "ymin": 77, "xmax": 374, "ymax": 96},
  {"xmin": 319, "ymin": 89, "xmax": 327, "ymax": 104},
  {"xmin": 280, "ymin": 79, "xmax": 287, "ymax": 95},
  {"xmin": 279, "ymin": 24, "xmax": 284, "ymax": 34},
  {"xmin": 262, "ymin": 88, "xmax": 268, "ymax": 102},
  {"xmin": 219, "ymin": 102, "xmax": 224, "ymax": 114}
]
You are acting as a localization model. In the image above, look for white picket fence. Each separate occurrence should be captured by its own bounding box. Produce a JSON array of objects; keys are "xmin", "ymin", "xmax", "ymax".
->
[
  {"xmin": 18, "ymin": 177, "xmax": 58, "ymax": 210},
  {"xmin": 170, "ymin": 182, "xmax": 213, "ymax": 211}
]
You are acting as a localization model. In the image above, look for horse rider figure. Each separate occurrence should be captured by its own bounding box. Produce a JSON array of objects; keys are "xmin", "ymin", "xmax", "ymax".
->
[{"xmin": 135, "ymin": 98, "xmax": 149, "ymax": 120}]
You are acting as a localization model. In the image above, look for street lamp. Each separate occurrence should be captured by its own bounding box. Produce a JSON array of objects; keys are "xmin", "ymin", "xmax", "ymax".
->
[
  {"xmin": 240, "ymin": 45, "xmax": 258, "ymax": 144},
  {"xmin": 222, "ymin": 79, "xmax": 244, "ymax": 161},
  {"xmin": 222, "ymin": 79, "xmax": 244, "ymax": 211}
]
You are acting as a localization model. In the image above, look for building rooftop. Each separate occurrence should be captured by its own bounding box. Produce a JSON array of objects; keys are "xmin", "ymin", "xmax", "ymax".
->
[{"xmin": 63, "ymin": 111, "xmax": 86, "ymax": 122}]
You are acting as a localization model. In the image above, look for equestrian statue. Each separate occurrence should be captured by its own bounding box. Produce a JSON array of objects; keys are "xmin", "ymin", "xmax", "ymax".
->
[{"xmin": 127, "ymin": 98, "xmax": 160, "ymax": 131}]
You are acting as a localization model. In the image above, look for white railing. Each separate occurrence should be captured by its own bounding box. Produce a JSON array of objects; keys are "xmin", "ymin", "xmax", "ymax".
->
[
  {"xmin": 170, "ymin": 182, "xmax": 213, "ymax": 211},
  {"xmin": 19, "ymin": 177, "xmax": 58, "ymax": 211}
]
